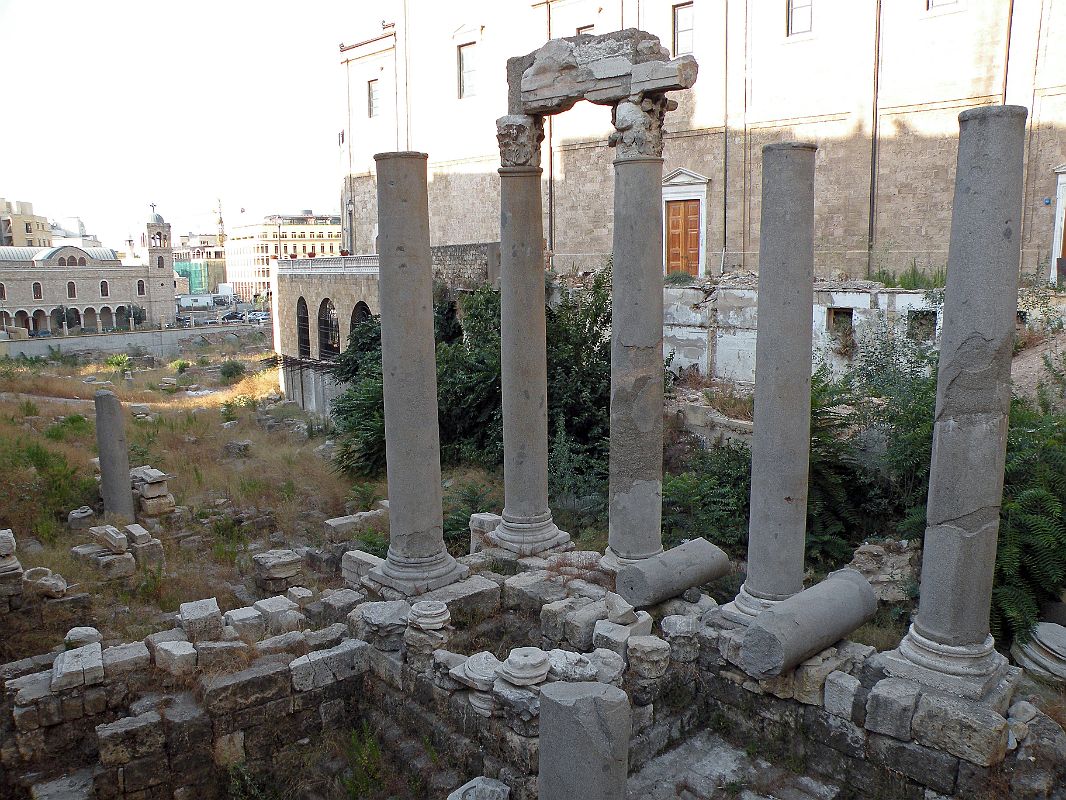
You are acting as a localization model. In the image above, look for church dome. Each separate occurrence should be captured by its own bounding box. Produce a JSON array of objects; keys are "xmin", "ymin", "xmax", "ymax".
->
[{"xmin": 149, "ymin": 213, "xmax": 165, "ymax": 224}]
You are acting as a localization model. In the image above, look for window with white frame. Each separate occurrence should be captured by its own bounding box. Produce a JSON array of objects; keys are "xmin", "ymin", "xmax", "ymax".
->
[
  {"xmin": 368, "ymin": 79, "xmax": 380, "ymax": 117},
  {"xmin": 458, "ymin": 42, "xmax": 476, "ymax": 99},
  {"xmin": 672, "ymin": 3, "xmax": 694, "ymax": 56},
  {"xmin": 787, "ymin": 0, "xmax": 813, "ymax": 36}
]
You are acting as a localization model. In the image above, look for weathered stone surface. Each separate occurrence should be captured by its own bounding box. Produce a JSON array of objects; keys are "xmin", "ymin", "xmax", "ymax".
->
[
  {"xmin": 864, "ymin": 678, "xmax": 921, "ymax": 741},
  {"xmin": 252, "ymin": 549, "xmax": 301, "ymax": 580},
  {"xmin": 616, "ymin": 538, "xmax": 730, "ymax": 608},
  {"xmin": 155, "ymin": 640, "xmax": 197, "ymax": 676},
  {"xmin": 68, "ymin": 506, "xmax": 95, "ymax": 529},
  {"xmin": 503, "ymin": 571, "xmax": 567, "ymax": 611},
  {"xmin": 357, "ymin": 600, "xmax": 410, "ymax": 650},
  {"xmin": 195, "ymin": 640, "xmax": 250, "ymax": 669},
  {"xmin": 589, "ymin": 648, "xmax": 626, "ymax": 685},
  {"xmin": 95, "ymin": 711, "xmax": 164, "ymax": 766},
  {"xmin": 254, "ymin": 594, "xmax": 304, "ymax": 634},
  {"xmin": 911, "ymin": 693, "xmax": 1009, "ymax": 767},
  {"xmin": 547, "ymin": 649, "xmax": 599, "ymax": 682},
  {"xmin": 541, "ymin": 596, "xmax": 593, "ymax": 643},
  {"xmin": 319, "ymin": 588, "xmax": 366, "ymax": 624},
  {"xmin": 94, "ymin": 551, "xmax": 137, "ymax": 580},
  {"xmin": 96, "ymin": 391, "xmax": 135, "ymax": 520},
  {"xmin": 224, "ymin": 606, "xmax": 265, "ymax": 641},
  {"xmin": 65, "ymin": 626, "xmax": 102, "ymax": 649},
  {"xmin": 223, "ymin": 439, "xmax": 252, "ymax": 458},
  {"xmin": 419, "ymin": 574, "xmax": 501, "ymax": 619},
  {"xmin": 139, "ymin": 493, "xmax": 176, "ymax": 516},
  {"xmin": 51, "ymin": 642, "xmax": 104, "ymax": 691},
  {"xmin": 565, "ymin": 598, "xmax": 608, "ymax": 650},
  {"xmin": 847, "ymin": 540, "xmax": 921, "ymax": 603},
  {"xmin": 539, "ymin": 681, "xmax": 631, "ymax": 800},
  {"xmin": 130, "ymin": 539, "xmax": 165, "ymax": 570},
  {"xmin": 123, "ymin": 524, "xmax": 152, "ymax": 545},
  {"xmin": 592, "ymin": 612, "xmax": 653, "ymax": 657},
  {"xmin": 497, "ymin": 646, "xmax": 550, "ymax": 686},
  {"xmin": 0, "ymin": 528, "xmax": 16, "ymax": 557},
  {"xmin": 867, "ymin": 733, "xmax": 959, "ymax": 795},
  {"xmin": 290, "ymin": 639, "xmax": 369, "ymax": 691},
  {"xmin": 256, "ymin": 630, "xmax": 307, "ymax": 655},
  {"xmin": 198, "ymin": 659, "xmax": 291, "ymax": 714},
  {"xmin": 286, "ymin": 586, "xmax": 315, "ymax": 607},
  {"xmin": 144, "ymin": 628, "xmax": 187, "ymax": 657},
  {"xmin": 447, "ymin": 776, "xmax": 510, "ymax": 800},
  {"xmin": 179, "ymin": 597, "xmax": 224, "ymax": 642},
  {"xmin": 102, "ymin": 642, "xmax": 150, "ymax": 678},
  {"xmin": 451, "ymin": 651, "xmax": 503, "ymax": 692},
  {"xmin": 90, "ymin": 525, "xmax": 128, "ymax": 554},
  {"xmin": 823, "ymin": 670, "xmax": 861, "ymax": 720},
  {"xmin": 627, "ymin": 635, "xmax": 670, "ymax": 679},
  {"xmin": 341, "ymin": 549, "xmax": 384, "ymax": 587},
  {"xmin": 660, "ymin": 614, "xmax": 700, "ymax": 662}
]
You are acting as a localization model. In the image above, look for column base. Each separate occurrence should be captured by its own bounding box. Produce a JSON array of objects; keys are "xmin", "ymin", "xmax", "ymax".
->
[
  {"xmin": 599, "ymin": 544, "xmax": 665, "ymax": 574},
  {"xmin": 489, "ymin": 515, "xmax": 571, "ymax": 556},
  {"xmin": 881, "ymin": 624, "xmax": 1015, "ymax": 701},
  {"xmin": 368, "ymin": 549, "xmax": 470, "ymax": 597},
  {"xmin": 718, "ymin": 582, "xmax": 783, "ymax": 626}
]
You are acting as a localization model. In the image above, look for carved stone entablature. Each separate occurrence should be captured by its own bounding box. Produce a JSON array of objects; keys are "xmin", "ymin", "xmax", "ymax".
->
[
  {"xmin": 609, "ymin": 94, "xmax": 675, "ymax": 160},
  {"xmin": 497, "ymin": 115, "xmax": 545, "ymax": 168}
]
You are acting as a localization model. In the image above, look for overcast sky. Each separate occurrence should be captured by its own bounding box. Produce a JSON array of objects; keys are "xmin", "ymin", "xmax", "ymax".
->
[{"xmin": 0, "ymin": 0, "xmax": 372, "ymax": 250}]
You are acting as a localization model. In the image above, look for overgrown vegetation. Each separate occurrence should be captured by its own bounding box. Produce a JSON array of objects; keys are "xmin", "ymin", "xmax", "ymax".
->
[
  {"xmin": 220, "ymin": 360, "xmax": 247, "ymax": 383},
  {"xmin": 867, "ymin": 260, "xmax": 947, "ymax": 289}
]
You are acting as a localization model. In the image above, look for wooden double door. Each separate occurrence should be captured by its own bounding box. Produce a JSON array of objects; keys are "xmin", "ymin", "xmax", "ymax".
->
[{"xmin": 666, "ymin": 199, "xmax": 701, "ymax": 276}]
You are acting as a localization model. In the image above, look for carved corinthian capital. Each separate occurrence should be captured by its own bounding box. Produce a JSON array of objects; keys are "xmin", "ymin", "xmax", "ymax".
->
[
  {"xmin": 497, "ymin": 114, "xmax": 545, "ymax": 168},
  {"xmin": 609, "ymin": 94, "xmax": 675, "ymax": 159}
]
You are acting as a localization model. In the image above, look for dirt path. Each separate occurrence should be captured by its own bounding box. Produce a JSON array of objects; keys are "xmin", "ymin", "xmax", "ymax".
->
[{"xmin": 1012, "ymin": 330, "xmax": 1066, "ymax": 399}]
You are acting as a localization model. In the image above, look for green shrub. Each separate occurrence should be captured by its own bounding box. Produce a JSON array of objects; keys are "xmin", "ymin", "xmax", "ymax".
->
[
  {"xmin": 442, "ymin": 482, "xmax": 495, "ymax": 555},
  {"xmin": 219, "ymin": 360, "xmax": 246, "ymax": 382},
  {"xmin": 662, "ymin": 442, "xmax": 751, "ymax": 555},
  {"xmin": 44, "ymin": 414, "xmax": 93, "ymax": 442},
  {"xmin": 18, "ymin": 399, "xmax": 38, "ymax": 417},
  {"xmin": 105, "ymin": 353, "xmax": 131, "ymax": 370},
  {"xmin": 170, "ymin": 359, "xmax": 191, "ymax": 374}
]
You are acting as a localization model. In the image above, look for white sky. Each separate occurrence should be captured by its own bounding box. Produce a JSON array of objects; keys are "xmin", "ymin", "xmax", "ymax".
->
[{"xmin": 0, "ymin": 0, "xmax": 370, "ymax": 250}]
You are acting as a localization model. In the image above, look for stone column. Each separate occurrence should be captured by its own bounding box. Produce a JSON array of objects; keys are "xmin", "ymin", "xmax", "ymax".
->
[
  {"xmin": 492, "ymin": 115, "xmax": 570, "ymax": 555},
  {"xmin": 539, "ymin": 681, "xmax": 631, "ymax": 800},
  {"xmin": 884, "ymin": 106, "xmax": 1028, "ymax": 699},
  {"xmin": 95, "ymin": 389, "xmax": 135, "ymax": 522},
  {"xmin": 722, "ymin": 142, "xmax": 817, "ymax": 624},
  {"xmin": 604, "ymin": 95, "xmax": 670, "ymax": 567},
  {"xmin": 368, "ymin": 152, "xmax": 468, "ymax": 596}
]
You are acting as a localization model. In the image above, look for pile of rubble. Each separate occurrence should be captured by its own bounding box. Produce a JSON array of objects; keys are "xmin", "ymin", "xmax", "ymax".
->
[
  {"xmin": 71, "ymin": 523, "xmax": 165, "ymax": 582},
  {"xmin": 130, "ymin": 466, "xmax": 176, "ymax": 530}
]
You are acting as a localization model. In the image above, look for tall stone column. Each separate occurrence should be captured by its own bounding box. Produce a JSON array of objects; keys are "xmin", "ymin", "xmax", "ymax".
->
[
  {"xmin": 884, "ymin": 106, "xmax": 1027, "ymax": 698},
  {"xmin": 95, "ymin": 389, "xmax": 136, "ymax": 522},
  {"xmin": 368, "ymin": 152, "xmax": 468, "ymax": 596},
  {"xmin": 722, "ymin": 142, "xmax": 816, "ymax": 625},
  {"xmin": 492, "ymin": 115, "xmax": 571, "ymax": 555},
  {"xmin": 604, "ymin": 96, "xmax": 671, "ymax": 567}
]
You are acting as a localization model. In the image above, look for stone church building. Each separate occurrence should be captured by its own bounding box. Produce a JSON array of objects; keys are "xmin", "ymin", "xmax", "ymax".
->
[{"xmin": 338, "ymin": 0, "xmax": 1066, "ymax": 282}]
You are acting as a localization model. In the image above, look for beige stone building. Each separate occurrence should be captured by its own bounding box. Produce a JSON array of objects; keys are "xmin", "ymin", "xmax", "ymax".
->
[
  {"xmin": 339, "ymin": 0, "xmax": 1066, "ymax": 282},
  {"xmin": 0, "ymin": 198, "xmax": 52, "ymax": 249},
  {"xmin": 226, "ymin": 213, "xmax": 342, "ymax": 302}
]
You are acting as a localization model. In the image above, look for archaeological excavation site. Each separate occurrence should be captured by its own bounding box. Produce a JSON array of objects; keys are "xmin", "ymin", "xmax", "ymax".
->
[{"xmin": 3, "ymin": 27, "xmax": 1066, "ymax": 800}]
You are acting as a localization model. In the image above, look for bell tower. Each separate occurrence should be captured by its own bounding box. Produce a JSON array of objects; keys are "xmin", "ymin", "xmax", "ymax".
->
[{"xmin": 145, "ymin": 204, "xmax": 176, "ymax": 327}]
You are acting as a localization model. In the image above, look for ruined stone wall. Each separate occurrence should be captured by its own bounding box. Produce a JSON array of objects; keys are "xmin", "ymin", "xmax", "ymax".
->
[
  {"xmin": 274, "ymin": 272, "xmax": 380, "ymax": 360},
  {"xmin": 431, "ymin": 242, "xmax": 501, "ymax": 290}
]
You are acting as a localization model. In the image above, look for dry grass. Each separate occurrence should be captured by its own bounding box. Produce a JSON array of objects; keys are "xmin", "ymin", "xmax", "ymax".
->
[{"xmin": 703, "ymin": 381, "xmax": 755, "ymax": 421}]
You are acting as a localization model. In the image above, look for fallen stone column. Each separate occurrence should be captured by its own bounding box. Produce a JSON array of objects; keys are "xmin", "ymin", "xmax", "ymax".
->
[
  {"xmin": 884, "ymin": 106, "xmax": 1028, "ymax": 699},
  {"xmin": 538, "ymin": 681, "xmax": 631, "ymax": 800},
  {"xmin": 721, "ymin": 142, "xmax": 816, "ymax": 625},
  {"xmin": 95, "ymin": 389, "xmax": 135, "ymax": 522},
  {"xmin": 615, "ymin": 538, "xmax": 730, "ymax": 608},
  {"xmin": 740, "ymin": 568, "xmax": 876, "ymax": 678},
  {"xmin": 368, "ymin": 152, "xmax": 468, "ymax": 596},
  {"xmin": 605, "ymin": 95, "xmax": 671, "ymax": 567},
  {"xmin": 492, "ymin": 114, "xmax": 570, "ymax": 556}
]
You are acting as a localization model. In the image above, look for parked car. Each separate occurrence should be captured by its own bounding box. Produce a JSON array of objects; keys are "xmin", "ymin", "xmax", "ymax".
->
[{"xmin": 221, "ymin": 311, "xmax": 244, "ymax": 323}]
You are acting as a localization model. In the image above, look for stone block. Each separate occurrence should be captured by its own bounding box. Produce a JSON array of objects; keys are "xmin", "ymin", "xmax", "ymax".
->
[
  {"xmin": 155, "ymin": 641, "xmax": 197, "ymax": 676},
  {"xmin": 867, "ymin": 733, "xmax": 959, "ymax": 795},
  {"xmin": 102, "ymin": 642, "xmax": 150, "ymax": 678},
  {"xmin": 290, "ymin": 639, "xmax": 369, "ymax": 691},
  {"xmin": 68, "ymin": 506, "xmax": 95, "ymax": 529},
  {"xmin": 286, "ymin": 586, "xmax": 315, "ymax": 607},
  {"xmin": 319, "ymin": 588, "xmax": 366, "ymax": 624},
  {"xmin": 323, "ymin": 510, "xmax": 386, "ymax": 542},
  {"xmin": 254, "ymin": 594, "xmax": 303, "ymax": 633},
  {"xmin": 213, "ymin": 730, "xmax": 245, "ymax": 767},
  {"xmin": 503, "ymin": 571, "xmax": 567, "ymax": 611},
  {"xmin": 627, "ymin": 636, "xmax": 670, "ymax": 680},
  {"xmin": 340, "ymin": 549, "xmax": 384, "ymax": 587},
  {"xmin": 0, "ymin": 529, "xmax": 16, "ymax": 557},
  {"xmin": 139, "ymin": 493, "xmax": 176, "ymax": 516},
  {"xmin": 590, "ymin": 648, "xmax": 626, "ymax": 685},
  {"xmin": 223, "ymin": 606, "xmax": 265, "ymax": 641},
  {"xmin": 864, "ymin": 678, "xmax": 921, "ymax": 741},
  {"xmin": 123, "ymin": 524, "xmax": 152, "ymax": 545},
  {"xmin": 592, "ymin": 612, "xmax": 653, "ymax": 657},
  {"xmin": 179, "ymin": 598, "xmax": 224, "ymax": 642},
  {"xmin": 195, "ymin": 640, "xmax": 250, "ymax": 669},
  {"xmin": 252, "ymin": 549, "xmax": 301, "ymax": 580},
  {"xmin": 420, "ymin": 574, "xmax": 501, "ymax": 620},
  {"xmin": 564, "ymin": 599, "xmax": 608, "ymax": 650},
  {"xmin": 256, "ymin": 630, "xmax": 307, "ymax": 655},
  {"xmin": 90, "ymin": 525, "xmax": 128, "ymax": 554},
  {"xmin": 824, "ymin": 670, "xmax": 861, "ymax": 720},
  {"xmin": 144, "ymin": 628, "xmax": 187, "ymax": 657},
  {"xmin": 65, "ymin": 626, "xmax": 102, "ymax": 649},
  {"xmin": 139, "ymin": 480, "xmax": 170, "ymax": 499},
  {"xmin": 305, "ymin": 622, "xmax": 349, "ymax": 651},
  {"xmin": 96, "ymin": 552, "xmax": 137, "ymax": 580},
  {"xmin": 547, "ymin": 649, "xmax": 599, "ymax": 682},
  {"xmin": 541, "ymin": 596, "xmax": 593, "ymax": 643},
  {"xmin": 369, "ymin": 647, "xmax": 404, "ymax": 689},
  {"xmin": 131, "ymin": 539, "xmax": 166, "ymax": 571},
  {"xmin": 911, "ymin": 694, "xmax": 1009, "ymax": 767},
  {"xmin": 660, "ymin": 614, "xmax": 699, "ymax": 662},
  {"xmin": 447, "ymin": 776, "xmax": 511, "ymax": 800},
  {"xmin": 198, "ymin": 659, "xmax": 292, "ymax": 714},
  {"xmin": 51, "ymin": 642, "xmax": 104, "ymax": 691},
  {"xmin": 95, "ymin": 711, "xmax": 164, "ymax": 766},
  {"xmin": 794, "ymin": 647, "xmax": 848, "ymax": 705}
]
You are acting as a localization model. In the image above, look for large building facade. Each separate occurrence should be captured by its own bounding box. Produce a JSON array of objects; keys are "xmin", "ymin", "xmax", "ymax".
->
[
  {"xmin": 339, "ymin": 0, "xmax": 1066, "ymax": 281},
  {"xmin": 0, "ymin": 198, "xmax": 52, "ymax": 249},
  {"xmin": 226, "ymin": 213, "xmax": 342, "ymax": 301},
  {"xmin": 174, "ymin": 233, "xmax": 227, "ymax": 295}
]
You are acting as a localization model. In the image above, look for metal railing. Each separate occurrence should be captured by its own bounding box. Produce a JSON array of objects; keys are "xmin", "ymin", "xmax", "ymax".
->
[{"xmin": 276, "ymin": 254, "xmax": 379, "ymax": 275}]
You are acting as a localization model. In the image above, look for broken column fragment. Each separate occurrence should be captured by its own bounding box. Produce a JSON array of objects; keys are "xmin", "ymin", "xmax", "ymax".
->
[
  {"xmin": 95, "ymin": 389, "xmax": 135, "ymax": 521},
  {"xmin": 615, "ymin": 538, "xmax": 730, "ymax": 608},
  {"xmin": 740, "ymin": 568, "xmax": 877, "ymax": 678}
]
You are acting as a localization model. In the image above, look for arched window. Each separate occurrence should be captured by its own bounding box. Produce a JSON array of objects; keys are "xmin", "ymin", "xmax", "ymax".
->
[
  {"xmin": 100, "ymin": 280, "xmax": 109, "ymax": 297},
  {"xmin": 67, "ymin": 281, "xmax": 77, "ymax": 299},
  {"xmin": 157, "ymin": 256, "xmax": 164, "ymax": 269},
  {"xmin": 137, "ymin": 280, "xmax": 146, "ymax": 296},
  {"xmin": 32, "ymin": 282, "xmax": 43, "ymax": 300},
  {"xmin": 351, "ymin": 301, "xmax": 371, "ymax": 337},
  {"xmin": 58, "ymin": 257, "xmax": 67, "ymax": 267},
  {"xmin": 77, "ymin": 257, "xmax": 86, "ymax": 266},
  {"xmin": 296, "ymin": 297, "xmax": 311, "ymax": 359},
  {"xmin": 0, "ymin": 283, "xmax": 6, "ymax": 301},
  {"xmin": 318, "ymin": 299, "xmax": 339, "ymax": 357}
]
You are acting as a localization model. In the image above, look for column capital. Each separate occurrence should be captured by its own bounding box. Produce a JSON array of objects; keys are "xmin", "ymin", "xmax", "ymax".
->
[
  {"xmin": 609, "ymin": 94, "xmax": 674, "ymax": 160},
  {"xmin": 497, "ymin": 114, "xmax": 545, "ymax": 168}
]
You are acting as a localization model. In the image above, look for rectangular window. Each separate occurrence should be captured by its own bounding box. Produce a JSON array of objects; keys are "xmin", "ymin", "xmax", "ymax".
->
[
  {"xmin": 368, "ymin": 79, "xmax": 380, "ymax": 117},
  {"xmin": 672, "ymin": 3, "xmax": 694, "ymax": 56},
  {"xmin": 576, "ymin": 24, "xmax": 595, "ymax": 35},
  {"xmin": 24, "ymin": 222, "xmax": 32, "ymax": 234},
  {"xmin": 787, "ymin": 0, "xmax": 813, "ymax": 36},
  {"xmin": 458, "ymin": 42, "xmax": 476, "ymax": 99}
]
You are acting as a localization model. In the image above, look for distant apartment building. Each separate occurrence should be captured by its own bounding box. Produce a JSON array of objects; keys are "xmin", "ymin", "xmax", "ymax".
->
[
  {"xmin": 338, "ymin": 0, "xmax": 1066, "ymax": 282},
  {"xmin": 49, "ymin": 217, "xmax": 104, "ymax": 249},
  {"xmin": 225, "ymin": 212, "xmax": 341, "ymax": 301},
  {"xmin": 0, "ymin": 198, "xmax": 52, "ymax": 248},
  {"xmin": 174, "ymin": 233, "xmax": 227, "ymax": 295}
]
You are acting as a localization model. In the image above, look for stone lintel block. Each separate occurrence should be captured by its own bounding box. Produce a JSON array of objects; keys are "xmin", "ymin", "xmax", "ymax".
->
[
  {"xmin": 419, "ymin": 574, "xmax": 501, "ymax": 621},
  {"xmin": 102, "ymin": 642, "xmax": 150, "ymax": 679},
  {"xmin": 867, "ymin": 732, "xmax": 959, "ymax": 795},
  {"xmin": 864, "ymin": 678, "xmax": 921, "ymax": 741},
  {"xmin": 51, "ymin": 642, "xmax": 104, "ymax": 691},
  {"xmin": 179, "ymin": 597, "xmax": 224, "ymax": 643},
  {"xmin": 95, "ymin": 710, "xmax": 164, "ymax": 767},
  {"xmin": 155, "ymin": 640, "xmax": 197, "ymax": 676},
  {"xmin": 290, "ymin": 639, "xmax": 370, "ymax": 691},
  {"xmin": 911, "ymin": 693, "xmax": 1009, "ymax": 767},
  {"xmin": 341, "ymin": 549, "xmax": 385, "ymax": 587},
  {"xmin": 198, "ymin": 659, "xmax": 292, "ymax": 714},
  {"xmin": 139, "ymin": 493, "xmax": 176, "ymax": 516}
]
